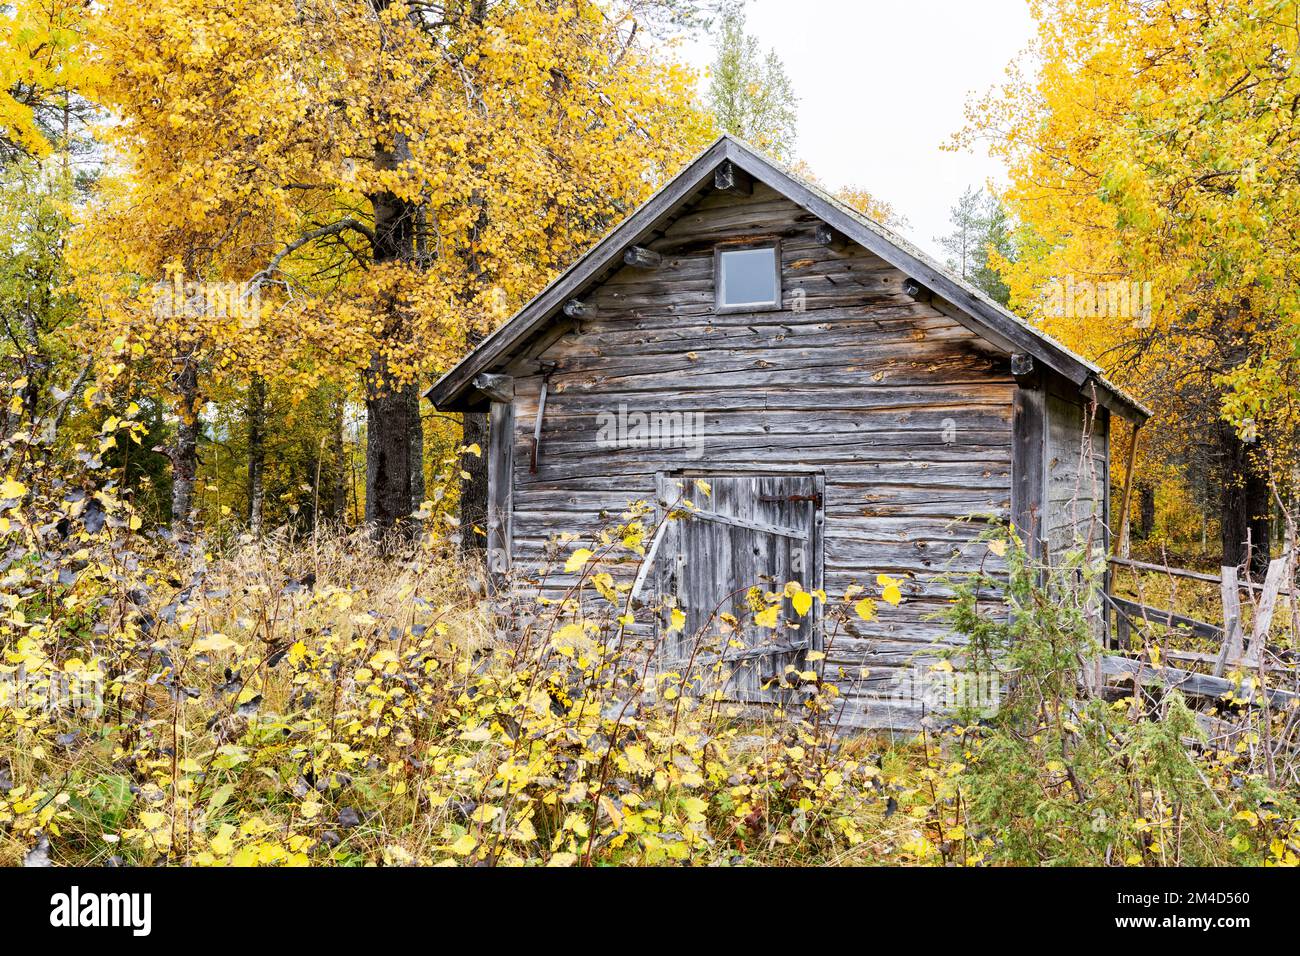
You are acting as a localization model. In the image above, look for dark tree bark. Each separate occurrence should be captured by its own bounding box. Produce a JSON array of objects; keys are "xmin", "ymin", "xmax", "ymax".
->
[
  {"xmin": 410, "ymin": 404, "xmax": 426, "ymax": 508},
  {"xmin": 459, "ymin": 410, "xmax": 489, "ymax": 550},
  {"xmin": 363, "ymin": 0, "xmax": 490, "ymax": 540},
  {"xmin": 171, "ymin": 356, "xmax": 201, "ymax": 536},
  {"xmin": 1137, "ymin": 482, "xmax": 1155, "ymax": 539},
  {"xmin": 1218, "ymin": 420, "xmax": 1271, "ymax": 576},
  {"xmin": 363, "ymin": 124, "xmax": 423, "ymax": 538},
  {"xmin": 246, "ymin": 374, "xmax": 267, "ymax": 536},
  {"xmin": 364, "ymin": 369, "xmax": 421, "ymax": 535}
]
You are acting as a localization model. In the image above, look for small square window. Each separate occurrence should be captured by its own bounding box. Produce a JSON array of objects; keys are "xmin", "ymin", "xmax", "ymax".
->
[{"xmin": 716, "ymin": 244, "xmax": 780, "ymax": 312}]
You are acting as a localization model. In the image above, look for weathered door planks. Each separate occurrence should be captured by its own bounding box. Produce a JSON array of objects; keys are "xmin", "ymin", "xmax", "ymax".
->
[{"xmin": 660, "ymin": 473, "xmax": 822, "ymax": 705}]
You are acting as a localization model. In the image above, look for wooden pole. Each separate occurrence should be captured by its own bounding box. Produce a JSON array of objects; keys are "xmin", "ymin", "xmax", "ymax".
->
[
  {"xmin": 1213, "ymin": 565, "xmax": 1243, "ymax": 677},
  {"xmin": 1113, "ymin": 421, "xmax": 1141, "ymax": 557}
]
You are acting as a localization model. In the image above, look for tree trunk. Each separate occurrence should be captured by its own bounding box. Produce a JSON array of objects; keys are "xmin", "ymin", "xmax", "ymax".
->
[
  {"xmin": 171, "ymin": 356, "xmax": 201, "ymax": 536},
  {"xmin": 1137, "ymin": 482, "xmax": 1155, "ymax": 539},
  {"xmin": 410, "ymin": 405, "xmax": 426, "ymax": 508},
  {"xmin": 18, "ymin": 308, "xmax": 48, "ymax": 427},
  {"xmin": 364, "ymin": 366, "xmax": 421, "ymax": 536},
  {"xmin": 459, "ymin": 411, "xmax": 489, "ymax": 550},
  {"xmin": 1218, "ymin": 420, "xmax": 1271, "ymax": 576},
  {"xmin": 246, "ymin": 374, "xmax": 267, "ymax": 536},
  {"xmin": 363, "ymin": 123, "xmax": 422, "ymax": 539}
]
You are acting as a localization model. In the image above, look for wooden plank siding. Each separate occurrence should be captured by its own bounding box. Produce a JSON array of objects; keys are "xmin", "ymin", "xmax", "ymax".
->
[
  {"xmin": 1044, "ymin": 385, "xmax": 1110, "ymax": 561},
  {"xmin": 1042, "ymin": 375, "xmax": 1112, "ymax": 644},
  {"xmin": 497, "ymin": 183, "xmax": 1019, "ymax": 729}
]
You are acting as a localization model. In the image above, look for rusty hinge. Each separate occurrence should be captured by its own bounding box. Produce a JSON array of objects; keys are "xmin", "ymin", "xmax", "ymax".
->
[{"xmin": 760, "ymin": 493, "xmax": 823, "ymax": 507}]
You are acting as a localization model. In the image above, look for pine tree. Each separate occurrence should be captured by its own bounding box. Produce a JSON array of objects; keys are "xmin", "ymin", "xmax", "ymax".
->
[
  {"xmin": 705, "ymin": 1, "xmax": 797, "ymax": 161},
  {"xmin": 935, "ymin": 187, "xmax": 1015, "ymax": 306}
]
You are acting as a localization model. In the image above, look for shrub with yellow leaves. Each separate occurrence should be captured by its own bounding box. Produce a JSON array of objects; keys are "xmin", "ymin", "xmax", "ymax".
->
[{"xmin": 0, "ymin": 415, "xmax": 900, "ymax": 867}]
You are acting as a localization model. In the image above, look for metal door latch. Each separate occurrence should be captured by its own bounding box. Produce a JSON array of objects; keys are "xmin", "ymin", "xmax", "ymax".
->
[{"xmin": 759, "ymin": 493, "xmax": 823, "ymax": 507}]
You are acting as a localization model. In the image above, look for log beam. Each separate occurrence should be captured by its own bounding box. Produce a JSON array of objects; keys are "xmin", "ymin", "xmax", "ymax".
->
[
  {"xmin": 715, "ymin": 160, "xmax": 752, "ymax": 196},
  {"xmin": 623, "ymin": 246, "xmax": 663, "ymax": 269}
]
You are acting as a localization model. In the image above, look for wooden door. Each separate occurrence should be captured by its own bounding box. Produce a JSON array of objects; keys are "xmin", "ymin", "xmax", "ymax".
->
[{"xmin": 661, "ymin": 473, "xmax": 823, "ymax": 704}]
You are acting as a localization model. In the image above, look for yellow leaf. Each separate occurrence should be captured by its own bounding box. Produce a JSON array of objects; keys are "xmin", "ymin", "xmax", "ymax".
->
[
  {"xmin": 854, "ymin": 598, "xmax": 877, "ymax": 621},
  {"xmin": 791, "ymin": 590, "xmax": 814, "ymax": 617},
  {"xmin": 449, "ymin": 834, "xmax": 476, "ymax": 856},
  {"xmin": 877, "ymin": 574, "xmax": 903, "ymax": 606},
  {"xmin": 564, "ymin": 548, "xmax": 594, "ymax": 573},
  {"xmin": 194, "ymin": 633, "xmax": 238, "ymax": 654},
  {"xmin": 680, "ymin": 796, "xmax": 708, "ymax": 823},
  {"xmin": 0, "ymin": 477, "xmax": 27, "ymax": 500},
  {"xmin": 512, "ymin": 817, "xmax": 538, "ymax": 842}
]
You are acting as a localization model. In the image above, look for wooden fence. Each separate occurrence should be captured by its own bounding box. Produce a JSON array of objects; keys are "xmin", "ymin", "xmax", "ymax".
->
[{"xmin": 1100, "ymin": 551, "xmax": 1298, "ymax": 706}]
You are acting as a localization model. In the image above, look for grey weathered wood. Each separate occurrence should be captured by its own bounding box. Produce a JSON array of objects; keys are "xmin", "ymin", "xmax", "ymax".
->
[
  {"xmin": 814, "ymin": 223, "xmax": 847, "ymax": 252},
  {"xmin": 1043, "ymin": 388, "xmax": 1104, "ymax": 562},
  {"xmin": 1102, "ymin": 655, "xmax": 1298, "ymax": 706},
  {"xmin": 562, "ymin": 299, "xmax": 594, "ymax": 319},
  {"xmin": 629, "ymin": 514, "xmax": 671, "ymax": 603},
  {"xmin": 487, "ymin": 401, "xmax": 514, "ymax": 585},
  {"xmin": 1247, "ymin": 556, "xmax": 1289, "ymax": 665},
  {"xmin": 1109, "ymin": 596, "xmax": 1222, "ymax": 641},
  {"xmin": 1214, "ymin": 565, "xmax": 1243, "ymax": 676},
  {"xmin": 426, "ymin": 135, "xmax": 1149, "ymax": 424},
  {"xmin": 473, "ymin": 372, "xmax": 513, "ymax": 403},
  {"xmin": 528, "ymin": 374, "xmax": 549, "ymax": 475},
  {"xmin": 622, "ymin": 245, "xmax": 663, "ymax": 269},
  {"xmin": 1011, "ymin": 370, "xmax": 1045, "ymax": 558},
  {"xmin": 1110, "ymin": 555, "xmax": 1223, "ymax": 585},
  {"xmin": 687, "ymin": 505, "xmax": 807, "ymax": 540},
  {"xmin": 1115, "ymin": 609, "xmax": 1131, "ymax": 649},
  {"xmin": 664, "ymin": 474, "xmax": 819, "ymax": 705},
  {"xmin": 714, "ymin": 159, "xmax": 753, "ymax": 196},
  {"xmin": 440, "ymin": 147, "xmax": 1139, "ymax": 731}
]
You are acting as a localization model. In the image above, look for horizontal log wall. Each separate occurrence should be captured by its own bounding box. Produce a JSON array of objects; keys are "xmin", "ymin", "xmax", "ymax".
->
[{"xmin": 502, "ymin": 183, "xmax": 1017, "ymax": 730}]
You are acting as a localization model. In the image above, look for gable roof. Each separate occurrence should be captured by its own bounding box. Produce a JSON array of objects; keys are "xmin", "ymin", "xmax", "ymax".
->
[{"xmin": 425, "ymin": 134, "xmax": 1150, "ymax": 424}]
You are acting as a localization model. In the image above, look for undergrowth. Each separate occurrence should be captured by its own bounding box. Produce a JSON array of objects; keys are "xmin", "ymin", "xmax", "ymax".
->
[{"xmin": 2, "ymin": 418, "xmax": 1298, "ymax": 865}]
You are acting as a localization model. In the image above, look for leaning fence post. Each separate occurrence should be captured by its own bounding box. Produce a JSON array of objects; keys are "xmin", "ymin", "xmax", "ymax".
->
[
  {"xmin": 1245, "ymin": 556, "xmax": 1289, "ymax": 668},
  {"xmin": 1213, "ymin": 566, "xmax": 1243, "ymax": 677}
]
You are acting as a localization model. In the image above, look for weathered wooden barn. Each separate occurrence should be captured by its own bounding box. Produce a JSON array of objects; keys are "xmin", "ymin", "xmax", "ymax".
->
[{"xmin": 426, "ymin": 135, "xmax": 1150, "ymax": 729}]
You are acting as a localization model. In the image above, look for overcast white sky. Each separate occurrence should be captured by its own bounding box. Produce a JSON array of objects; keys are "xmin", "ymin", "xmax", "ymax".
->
[{"xmin": 678, "ymin": 0, "xmax": 1035, "ymax": 258}]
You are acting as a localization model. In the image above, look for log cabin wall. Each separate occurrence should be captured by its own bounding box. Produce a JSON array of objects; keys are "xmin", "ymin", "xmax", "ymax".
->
[
  {"xmin": 1043, "ymin": 372, "xmax": 1112, "ymax": 641},
  {"xmin": 1043, "ymin": 374, "xmax": 1110, "ymax": 561},
  {"xmin": 497, "ymin": 182, "xmax": 1024, "ymax": 730}
]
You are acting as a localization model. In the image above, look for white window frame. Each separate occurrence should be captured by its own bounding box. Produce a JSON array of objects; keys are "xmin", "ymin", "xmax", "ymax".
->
[{"xmin": 714, "ymin": 241, "xmax": 782, "ymax": 313}]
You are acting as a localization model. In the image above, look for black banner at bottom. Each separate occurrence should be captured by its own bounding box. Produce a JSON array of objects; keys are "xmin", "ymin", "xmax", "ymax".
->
[{"xmin": 0, "ymin": 865, "xmax": 1278, "ymax": 944}]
